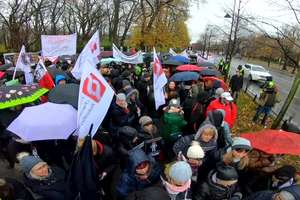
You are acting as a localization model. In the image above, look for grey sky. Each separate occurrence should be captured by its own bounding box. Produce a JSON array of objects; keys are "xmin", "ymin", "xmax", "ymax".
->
[{"xmin": 187, "ymin": 0, "xmax": 299, "ymax": 42}]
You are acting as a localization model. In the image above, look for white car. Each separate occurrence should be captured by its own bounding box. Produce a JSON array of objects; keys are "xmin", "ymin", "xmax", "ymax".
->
[{"xmin": 243, "ymin": 64, "xmax": 272, "ymax": 81}]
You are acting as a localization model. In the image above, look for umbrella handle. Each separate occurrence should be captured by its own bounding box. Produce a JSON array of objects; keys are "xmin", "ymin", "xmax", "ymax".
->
[{"xmin": 88, "ymin": 124, "xmax": 94, "ymax": 136}]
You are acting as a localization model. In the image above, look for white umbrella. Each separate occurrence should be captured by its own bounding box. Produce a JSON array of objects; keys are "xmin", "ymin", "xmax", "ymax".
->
[{"xmin": 7, "ymin": 102, "xmax": 77, "ymax": 141}]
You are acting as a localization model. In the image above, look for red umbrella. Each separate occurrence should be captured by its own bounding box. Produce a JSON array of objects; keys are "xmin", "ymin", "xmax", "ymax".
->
[
  {"xmin": 176, "ymin": 64, "xmax": 207, "ymax": 72},
  {"xmin": 0, "ymin": 71, "xmax": 5, "ymax": 79},
  {"xmin": 241, "ymin": 130, "xmax": 300, "ymax": 155},
  {"xmin": 203, "ymin": 76, "xmax": 229, "ymax": 91}
]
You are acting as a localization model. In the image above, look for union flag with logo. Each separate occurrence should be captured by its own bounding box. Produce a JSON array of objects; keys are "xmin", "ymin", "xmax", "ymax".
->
[{"xmin": 77, "ymin": 59, "xmax": 114, "ymax": 138}]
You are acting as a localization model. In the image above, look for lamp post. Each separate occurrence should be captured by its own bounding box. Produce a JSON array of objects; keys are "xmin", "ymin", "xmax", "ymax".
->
[{"xmin": 224, "ymin": 0, "xmax": 236, "ymax": 63}]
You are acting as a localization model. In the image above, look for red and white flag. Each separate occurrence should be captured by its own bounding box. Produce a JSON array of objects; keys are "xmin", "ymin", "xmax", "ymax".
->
[
  {"xmin": 13, "ymin": 45, "xmax": 34, "ymax": 84},
  {"xmin": 34, "ymin": 59, "xmax": 55, "ymax": 89},
  {"xmin": 153, "ymin": 47, "xmax": 167, "ymax": 110},
  {"xmin": 71, "ymin": 31, "xmax": 100, "ymax": 79},
  {"xmin": 77, "ymin": 59, "xmax": 114, "ymax": 138}
]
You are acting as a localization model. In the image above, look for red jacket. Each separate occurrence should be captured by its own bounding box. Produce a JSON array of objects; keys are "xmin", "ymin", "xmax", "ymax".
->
[{"xmin": 206, "ymin": 99, "xmax": 237, "ymax": 128}]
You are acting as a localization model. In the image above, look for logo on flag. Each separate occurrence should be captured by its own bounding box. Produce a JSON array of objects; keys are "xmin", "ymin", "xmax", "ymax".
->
[
  {"xmin": 83, "ymin": 73, "xmax": 106, "ymax": 103},
  {"xmin": 154, "ymin": 58, "xmax": 163, "ymax": 76}
]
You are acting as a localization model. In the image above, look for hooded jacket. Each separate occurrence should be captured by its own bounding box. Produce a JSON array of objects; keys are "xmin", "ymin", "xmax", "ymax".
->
[
  {"xmin": 195, "ymin": 124, "xmax": 218, "ymax": 153},
  {"xmin": 116, "ymin": 149, "xmax": 162, "ymax": 199},
  {"xmin": 162, "ymin": 111, "xmax": 187, "ymax": 141},
  {"xmin": 201, "ymin": 110, "xmax": 232, "ymax": 148},
  {"xmin": 23, "ymin": 167, "xmax": 66, "ymax": 200},
  {"xmin": 206, "ymin": 99, "xmax": 237, "ymax": 128}
]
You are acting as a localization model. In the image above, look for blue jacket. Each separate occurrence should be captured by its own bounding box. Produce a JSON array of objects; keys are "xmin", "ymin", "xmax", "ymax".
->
[{"xmin": 116, "ymin": 149, "xmax": 162, "ymax": 199}]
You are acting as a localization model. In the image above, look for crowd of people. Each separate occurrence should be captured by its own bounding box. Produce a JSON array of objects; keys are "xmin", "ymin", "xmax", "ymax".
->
[{"xmin": 0, "ymin": 56, "xmax": 299, "ymax": 200}]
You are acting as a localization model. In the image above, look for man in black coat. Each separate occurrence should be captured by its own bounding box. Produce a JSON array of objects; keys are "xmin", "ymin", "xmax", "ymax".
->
[
  {"xmin": 229, "ymin": 70, "xmax": 243, "ymax": 102},
  {"xmin": 193, "ymin": 164, "xmax": 243, "ymax": 200}
]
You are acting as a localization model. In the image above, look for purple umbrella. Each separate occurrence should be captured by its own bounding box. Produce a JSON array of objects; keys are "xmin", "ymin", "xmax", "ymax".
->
[{"xmin": 7, "ymin": 102, "xmax": 77, "ymax": 141}]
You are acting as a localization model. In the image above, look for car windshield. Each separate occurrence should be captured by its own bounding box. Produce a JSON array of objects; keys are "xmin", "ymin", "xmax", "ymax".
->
[{"xmin": 252, "ymin": 66, "xmax": 266, "ymax": 72}]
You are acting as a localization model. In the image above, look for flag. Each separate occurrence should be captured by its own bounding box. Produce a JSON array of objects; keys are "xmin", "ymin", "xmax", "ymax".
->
[
  {"xmin": 71, "ymin": 31, "xmax": 100, "ymax": 79},
  {"xmin": 153, "ymin": 47, "xmax": 167, "ymax": 110},
  {"xmin": 13, "ymin": 45, "xmax": 34, "ymax": 84},
  {"xmin": 34, "ymin": 59, "xmax": 55, "ymax": 102},
  {"xmin": 77, "ymin": 59, "xmax": 114, "ymax": 138},
  {"xmin": 65, "ymin": 133, "xmax": 98, "ymax": 200}
]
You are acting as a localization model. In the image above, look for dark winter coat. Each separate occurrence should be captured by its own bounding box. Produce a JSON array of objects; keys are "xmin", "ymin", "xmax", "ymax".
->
[
  {"xmin": 110, "ymin": 103, "xmax": 134, "ymax": 133},
  {"xmin": 23, "ymin": 167, "xmax": 66, "ymax": 200},
  {"xmin": 243, "ymin": 190, "xmax": 274, "ymax": 200},
  {"xmin": 229, "ymin": 75, "xmax": 243, "ymax": 92},
  {"xmin": 116, "ymin": 149, "xmax": 162, "ymax": 199},
  {"xmin": 193, "ymin": 170, "xmax": 242, "ymax": 200},
  {"xmin": 125, "ymin": 185, "xmax": 169, "ymax": 200}
]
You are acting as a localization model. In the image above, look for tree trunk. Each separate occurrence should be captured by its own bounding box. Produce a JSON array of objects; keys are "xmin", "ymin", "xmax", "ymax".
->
[
  {"xmin": 111, "ymin": 0, "xmax": 121, "ymax": 45},
  {"xmin": 271, "ymin": 68, "xmax": 300, "ymax": 128},
  {"xmin": 281, "ymin": 59, "xmax": 288, "ymax": 70}
]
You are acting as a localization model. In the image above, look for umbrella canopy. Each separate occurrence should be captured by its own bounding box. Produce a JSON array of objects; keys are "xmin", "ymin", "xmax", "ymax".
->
[
  {"xmin": 199, "ymin": 69, "xmax": 222, "ymax": 77},
  {"xmin": 198, "ymin": 61, "xmax": 215, "ymax": 67},
  {"xmin": 169, "ymin": 55, "xmax": 189, "ymax": 64},
  {"xmin": 5, "ymin": 67, "xmax": 24, "ymax": 77},
  {"xmin": 7, "ymin": 102, "xmax": 77, "ymax": 141},
  {"xmin": 0, "ymin": 83, "xmax": 48, "ymax": 109},
  {"xmin": 170, "ymin": 71, "xmax": 201, "ymax": 82},
  {"xmin": 162, "ymin": 60, "xmax": 182, "ymax": 66},
  {"xmin": 0, "ymin": 71, "xmax": 5, "ymax": 79},
  {"xmin": 241, "ymin": 130, "xmax": 300, "ymax": 156},
  {"xmin": 100, "ymin": 58, "xmax": 121, "ymax": 65},
  {"xmin": 0, "ymin": 63, "xmax": 13, "ymax": 71},
  {"xmin": 176, "ymin": 65, "xmax": 207, "ymax": 72},
  {"xmin": 48, "ymin": 83, "xmax": 79, "ymax": 109},
  {"xmin": 203, "ymin": 76, "xmax": 229, "ymax": 91}
]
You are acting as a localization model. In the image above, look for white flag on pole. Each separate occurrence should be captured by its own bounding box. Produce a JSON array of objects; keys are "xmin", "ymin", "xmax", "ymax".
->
[
  {"xmin": 153, "ymin": 47, "xmax": 167, "ymax": 110},
  {"xmin": 14, "ymin": 45, "xmax": 33, "ymax": 84},
  {"xmin": 71, "ymin": 31, "xmax": 101, "ymax": 79},
  {"xmin": 77, "ymin": 59, "xmax": 114, "ymax": 138}
]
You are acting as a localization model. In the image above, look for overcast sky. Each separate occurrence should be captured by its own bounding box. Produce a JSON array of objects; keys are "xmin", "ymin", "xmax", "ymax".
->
[{"xmin": 187, "ymin": 0, "xmax": 299, "ymax": 43}]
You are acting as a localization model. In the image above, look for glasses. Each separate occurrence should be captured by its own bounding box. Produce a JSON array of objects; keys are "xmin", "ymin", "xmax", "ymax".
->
[{"xmin": 234, "ymin": 148, "xmax": 250, "ymax": 153}]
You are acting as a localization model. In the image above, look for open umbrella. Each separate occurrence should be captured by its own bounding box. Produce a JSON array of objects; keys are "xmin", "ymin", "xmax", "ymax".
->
[
  {"xmin": 199, "ymin": 69, "xmax": 222, "ymax": 77},
  {"xmin": 5, "ymin": 67, "xmax": 24, "ymax": 77},
  {"xmin": 162, "ymin": 60, "xmax": 182, "ymax": 66},
  {"xmin": 0, "ymin": 71, "xmax": 5, "ymax": 79},
  {"xmin": 176, "ymin": 65, "xmax": 207, "ymax": 72},
  {"xmin": 7, "ymin": 102, "xmax": 77, "ymax": 141},
  {"xmin": 0, "ymin": 63, "xmax": 13, "ymax": 71},
  {"xmin": 0, "ymin": 83, "xmax": 48, "ymax": 109},
  {"xmin": 198, "ymin": 61, "xmax": 215, "ymax": 67},
  {"xmin": 169, "ymin": 55, "xmax": 189, "ymax": 64},
  {"xmin": 241, "ymin": 130, "xmax": 300, "ymax": 156},
  {"xmin": 48, "ymin": 83, "xmax": 79, "ymax": 109},
  {"xmin": 203, "ymin": 76, "xmax": 229, "ymax": 91},
  {"xmin": 100, "ymin": 57, "xmax": 121, "ymax": 65},
  {"xmin": 170, "ymin": 72, "xmax": 201, "ymax": 82}
]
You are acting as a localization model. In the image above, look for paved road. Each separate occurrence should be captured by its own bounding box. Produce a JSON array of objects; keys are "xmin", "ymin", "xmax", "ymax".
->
[{"xmin": 229, "ymin": 58, "xmax": 300, "ymax": 125}]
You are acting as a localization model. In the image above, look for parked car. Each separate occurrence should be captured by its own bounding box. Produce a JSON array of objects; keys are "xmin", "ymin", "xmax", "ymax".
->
[{"xmin": 243, "ymin": 64, "xmax": 272, "ymax": 81}]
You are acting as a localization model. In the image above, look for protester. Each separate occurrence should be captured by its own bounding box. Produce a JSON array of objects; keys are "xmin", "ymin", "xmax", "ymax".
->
[
  {"xmin": 193, "ymin": 164, "xmax": 242, "ymax": 200},
  {"xmin": 165, "ymin": 81, "xmax": 178, "ymax": 102},
  {"xmin": 116, "ymin": 149, "xmax": 162, "ymax": 199},
  {"xmin": 272, "ymin": 165, "xmax": 298, "ymax": 190},
  {"xmin": 206, "ymin": 91, "xmax": 237, "ymax": 128},
  {"xmin": 202, "ymin": 110, "xmax": 232, "ymax": 148},
  {"xmin": 54, "ymin": 74, "xmax": 66, "ymax": 85},
  {"xmin": 190, "ymin": 91, "xmax": 210, "ymax": 131},
  {"xmin": 138, "ymin": 115, "xmax": 159, "ymax": 139},
  {"xmin": 17, "ymin": 152, "xmax": 66, "ymax": 200},
  {"xmin": 161, "ymin": 161, "xmax": 193, "ymax": 199}
]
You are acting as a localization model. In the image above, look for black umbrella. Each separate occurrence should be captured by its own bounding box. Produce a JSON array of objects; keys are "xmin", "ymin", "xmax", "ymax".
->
[
  {"xmin": 170, "ymin": 71, "xmax": 201, "ymax": 82},
  {"xmin": 162, "ymin": 60, "xmax": 182, "ymax": 66},
  {"xmin": 199, "ymin": 69, "xmax": 222, "ymax": 77},
  {"xmin": 5, "ymin": 67, "xmax": 24, "ymax": 77},
  {"xmin": 0, "ymin": 63, "xmax": 13, "ymax": 71},
  {"xmin": 48, "ymin": 83, "xmax": 79, "ymax": 109},
  {"xmin": 198, "ymin": 61, "xmax": 216, "ymax": 67},
  {"xmin": 65, "ymin": 125, "xmax": 98, "ymax": 200}
]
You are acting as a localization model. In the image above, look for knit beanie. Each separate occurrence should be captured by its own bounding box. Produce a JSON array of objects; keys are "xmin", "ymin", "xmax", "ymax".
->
[
  {"xmin": 232, "ymin": 137, "xmax": 252, "ymax": 151},
  {"xmin": 139, "ymin": 116, "xmax": 153, "ymax": 127},
  {"xmin": 17, "ymin": 152, "xmax": 44, "ymax": 175},
  {"xmin": 216, "ymin": 164, "xmax": 239, "ymax": 181},
  {"xmin": 187, "ymin": 141, "xmax": 205, "ymax": 159},
  {"xmin": 168, "ymin": 161, "xmax": 192, "ymax": 185},
  {"xmin": 274, "ymin": 165, "xmax": 297, "ymax": 182}
]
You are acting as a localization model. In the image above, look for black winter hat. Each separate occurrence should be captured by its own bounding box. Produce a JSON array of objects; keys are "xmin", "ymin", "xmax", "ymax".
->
[
  {"xmin": 274, "ymin": 165, "xmax": 297, "ymax": 181},
  {"xmin": 216, "ymin": 165, "xmax": 239, "ymax": 181}
]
